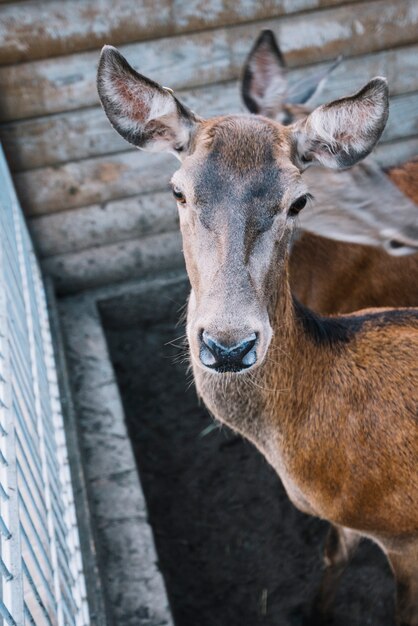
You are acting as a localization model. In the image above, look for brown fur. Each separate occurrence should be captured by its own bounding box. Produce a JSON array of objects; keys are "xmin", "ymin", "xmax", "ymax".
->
[
  {"xmin": 265, "ymin": 293, "xmax": 418, "ymax": 537},
  {"xmin": 290, "ymin": 228, "xmax": 418, "ymax": 315},
  {"xmin": 387, "ymin": 159, "xmax": 418, "ymax": 205},
  {"xmin": 197, "ymin": 115, "xmax": 292, "ymax": 169},
  {"xmin": 284, "ymin": 163, "xmax": 418, "ymax": 623}
]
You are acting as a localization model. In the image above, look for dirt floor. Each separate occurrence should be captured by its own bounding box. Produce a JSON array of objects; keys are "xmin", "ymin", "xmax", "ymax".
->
[{"xmin": 103, "ymin": 278, "xmax": 396, "ymax": 626}]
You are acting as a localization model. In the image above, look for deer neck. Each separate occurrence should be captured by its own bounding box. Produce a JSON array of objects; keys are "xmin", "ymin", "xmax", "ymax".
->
[{"xmin": 192, "ymin": 256, "xmax": 358, "ymax": 518}]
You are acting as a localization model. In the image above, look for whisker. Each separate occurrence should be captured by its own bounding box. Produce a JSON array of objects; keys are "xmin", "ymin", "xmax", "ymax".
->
[
  {"xmin": 176, "ymin": 302, "xmax": 188, "ymax": 327},
  {"xmin": 199, "ymin": 422, "xmax": 220, "ymax": 438}
]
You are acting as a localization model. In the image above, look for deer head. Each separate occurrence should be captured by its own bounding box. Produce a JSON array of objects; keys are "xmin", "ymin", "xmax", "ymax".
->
[
  {"xmin": 97, "ymin": 46, "xmax": 388, "ymax": 373},
  {"xmin": 242, "ymin": 29, "xmax": 342, "ymax": 124}
]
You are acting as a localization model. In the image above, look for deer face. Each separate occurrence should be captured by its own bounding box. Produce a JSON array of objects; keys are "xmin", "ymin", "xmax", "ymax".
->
[
  {"xmin": 171, "ymin": 115, "xmax": 309, "ymax": 372},
  {"xmin": 97, "ymin": 46, "xmax": 388, "ymax": 373}
]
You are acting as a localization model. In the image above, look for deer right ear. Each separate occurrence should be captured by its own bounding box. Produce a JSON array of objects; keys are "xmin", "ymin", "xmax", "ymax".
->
[
  {"xmin": 292, "ymin": 78, "xmax": 389, "ymax": 170},
  {"xmin": 241, "ymin": 30, "xmax": 288, "ymax": 117},
  {"xmin": 97, "ymin": 46, "xmax": 200, "ymax": 158}
]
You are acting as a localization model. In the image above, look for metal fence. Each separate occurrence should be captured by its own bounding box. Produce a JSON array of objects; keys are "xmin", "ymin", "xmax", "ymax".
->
[{"xmin": 0, "ymin": 145, "xmax": 89, "ymax": 626}]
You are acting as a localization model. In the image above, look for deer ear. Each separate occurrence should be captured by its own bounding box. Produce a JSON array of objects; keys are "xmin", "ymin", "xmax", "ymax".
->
[
  {"xmin": 241, "ymin": 30, "xmax": 288, "ymax": 117},
  {"xmin": 292, "ymin": 78, "xmax": 389, "ymax": 169},
  {"xmin": 97, "ymin": 45, "xmax": 200, "ymax": 158}
]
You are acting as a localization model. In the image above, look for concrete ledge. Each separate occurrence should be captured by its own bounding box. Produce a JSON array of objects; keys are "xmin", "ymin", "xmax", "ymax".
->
[{"xmin": 56, "ymin": 276, "xmax": 178, "ymax": 626}]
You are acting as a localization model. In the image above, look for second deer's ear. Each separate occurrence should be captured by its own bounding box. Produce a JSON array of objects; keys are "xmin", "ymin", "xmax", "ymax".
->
[
  {"xmin": 285, "ymin": 56, "xmax": 343, "ymax": 106},
  {"xmin": 97, "ymin": 46, "xmax": 200, "ymax": 159},
  {"xmin": 241, "ymin": 29, "xmax": 288, "ymax": 117},
  {"xmin": 292, "ymin": 78, "xmax": 389, "ymax": 170}
]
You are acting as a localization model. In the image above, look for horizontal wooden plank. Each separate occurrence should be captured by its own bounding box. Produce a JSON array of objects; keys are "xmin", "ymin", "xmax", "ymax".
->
[
  {"xmin": 14, "ymin": 90, "xmax": 418, "ymax": 218},
  {"xmin": 0, "ymin": 0, "xmax": 364, "ymax": 66},
  {"xmin": 3, "ymin": 44, "xmax": 418, "ymax": 172},
  {"xmin": 375, "ymin": 136, "xmax": 418, "ymax": 168},
  {"xmin": 41, "ymin": 230, "xmax": 184, "ymax": 294},
  {"xmin": 0, "ymin": 0, "xmax": 172, "ymax": 65},
  {"xmin": 14, "ymin": 150, "xmax": 176, "ymax": 217},
  {"xmin": 382, "ymin": 92, "xmax": 418, "ymax": 142},
  {"xmin": 0, "ymin": 0, "xmax": 417, "ymax": 122},
  {"xmin": 29, "ymin": 191, "xmax": 179, "ymax": 258}
]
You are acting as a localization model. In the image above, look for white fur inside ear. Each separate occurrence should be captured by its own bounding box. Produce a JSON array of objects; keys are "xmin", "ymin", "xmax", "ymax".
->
[
  {"xmin": 102, "ymin": 73, "xmax": 178, "ymax": 143},
  {"xmin": 262, "ymin": 75, "xmax": 288, "ymax": 114},
  {"xmin": 296, "ymin": 78, "xmax": 388, "ymax": 168},
  {"xmin": 307, "ymin": 95, "xmax": 386, "ymax": 157},
  {"xmin": 147, "ymin": 92, "xmax": 177, "ymax": 123},
  {"xmin": 101, "ymin": 68, "xmax": 150, "ymax": 120}
]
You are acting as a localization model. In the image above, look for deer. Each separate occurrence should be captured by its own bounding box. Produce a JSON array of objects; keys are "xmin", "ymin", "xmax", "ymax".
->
[
  {"xmin": 242, "ymin": 30, "xmax": 418, "ymax": 316},
  {"xmin": 97, "ymin": 46, "xmax": 418, "ymax": 625}
]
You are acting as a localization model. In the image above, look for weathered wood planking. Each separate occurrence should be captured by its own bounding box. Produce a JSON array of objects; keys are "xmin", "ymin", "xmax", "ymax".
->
[
  {"xmin": 41, "ymin": 230, "xmax": 184, "ymax": 294},
  {"xmin": 1, "ymin": 0, "xmax": 417, "ymax": 122},
  {"xmin": 2, "ymin": 44, "xmax": 418, "ymax": 172},
  {"xmin": 29, "ymin": 191, "xmax": 179, "ymax": 258},
  {"xmin": 0, "ymin": 0, "xmax": 366, "ymax": 66},
  {"xmin": 15, "ymin": 151, "xmax": 175, "ymax": 217},
  {"xmin": 383, "ymin": 92, "xmax": 418, "ymax": 142},
  {"xmin": 14, "ymin": 91, "xmax": 418, "ymax": 219},
  {"xmin": 29, "ymin": 137, "xmax": 418, "ymax": 266},
  {"xmin": 374, "ymin": 136, "xmax": 418, "ymax": 169}
]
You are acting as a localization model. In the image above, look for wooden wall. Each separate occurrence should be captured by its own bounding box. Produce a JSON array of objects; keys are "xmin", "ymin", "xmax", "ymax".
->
[{"xmin": 0, "ymin": 0, "xmax": 417, "ymax": 294}]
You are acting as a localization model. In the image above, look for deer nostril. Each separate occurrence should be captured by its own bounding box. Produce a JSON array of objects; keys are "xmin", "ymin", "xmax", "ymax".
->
[
  {"xmin": 200, "ymin": 331, "xmax": 258, "ymax": 372},
  {"xmin": 389, "ymin": 239, "xmax": 405, "ymax": 249}
]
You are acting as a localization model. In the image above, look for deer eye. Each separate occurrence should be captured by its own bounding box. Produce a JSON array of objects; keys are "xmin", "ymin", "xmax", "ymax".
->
[
  {"xmin": 172, "ymin": 187, "xmax": 186, "ymax": 204},
  {"xmin": 288, "ymin": 194, "xmax": 310, "ymax": 217}
]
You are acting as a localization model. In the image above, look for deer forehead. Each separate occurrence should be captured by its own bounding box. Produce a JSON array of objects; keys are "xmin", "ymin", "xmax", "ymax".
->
[{"xmin": 172, "ymin": 115, "xmax": 306, "ymax": 212}]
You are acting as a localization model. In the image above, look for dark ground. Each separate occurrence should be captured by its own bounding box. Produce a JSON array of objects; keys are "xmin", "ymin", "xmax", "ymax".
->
[{"xmin": 103, "ymin": 278, "xmax": 395, "ymax": 626}]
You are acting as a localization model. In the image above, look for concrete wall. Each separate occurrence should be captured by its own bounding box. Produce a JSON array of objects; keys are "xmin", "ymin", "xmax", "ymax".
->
[{"xmin": 0, "ymin": 0, "xmax": 417, "ymax": 293}]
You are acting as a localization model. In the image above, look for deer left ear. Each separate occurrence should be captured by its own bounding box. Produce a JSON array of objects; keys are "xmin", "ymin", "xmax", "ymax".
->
[
  {"xmin": 97, "ymin": 45, "xmax": 200, "ymax": 159},
  {"xmin": 292, "ymin": 77, "xmax": 389, "ymax": 169}
]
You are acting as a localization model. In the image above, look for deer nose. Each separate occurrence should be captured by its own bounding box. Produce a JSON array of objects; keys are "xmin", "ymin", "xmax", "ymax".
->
[{"xmin": 200, "ymin": 331, "xmax": 258, "ymax": 372}]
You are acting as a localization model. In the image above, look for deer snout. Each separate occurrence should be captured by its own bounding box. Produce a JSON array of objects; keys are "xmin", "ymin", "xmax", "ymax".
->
[{"xmin": 199, "ymin": 330, "xmax": 258, "ymax": 373}]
